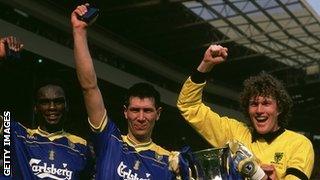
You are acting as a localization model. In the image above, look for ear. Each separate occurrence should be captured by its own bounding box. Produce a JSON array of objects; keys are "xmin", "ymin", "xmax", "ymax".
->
[
  {"xmin": 276, "ymin": 108, "xmax": 281, "ymax": 116},
  {"xmin": 156, "ymin": 107, "xmax": 163, "ymax": 121},
  {"xmin": 123, "ymin": 105, "xmax": 128, "ymax": 119}
]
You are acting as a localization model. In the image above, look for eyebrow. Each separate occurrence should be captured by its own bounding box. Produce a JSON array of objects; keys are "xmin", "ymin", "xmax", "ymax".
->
[{"xmin": 37, "ymin": 97, "xmax": 65, "ymax": 102}]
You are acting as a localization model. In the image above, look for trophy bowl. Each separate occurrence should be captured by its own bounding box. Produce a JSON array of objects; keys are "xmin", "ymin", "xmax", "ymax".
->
[{"xmin": 192, "ymin": 147, "xmax": 243, "ymax": 180}]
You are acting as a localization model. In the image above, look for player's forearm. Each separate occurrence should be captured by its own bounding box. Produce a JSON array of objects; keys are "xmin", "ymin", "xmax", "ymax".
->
[
  {"xmin": 73, "ymin": 29, "xmax": 98, "ymax": 90},
  {"xmin": 197, "ymin": 61, "xmax": 214, "ymax": 73},
  {"xmin": 73, "ymin": 28, "xmax": 106, "ymax": 127}
]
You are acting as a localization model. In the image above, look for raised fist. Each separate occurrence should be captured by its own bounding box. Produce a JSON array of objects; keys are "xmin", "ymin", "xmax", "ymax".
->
[{"xmin": 197, "ymin": 44, "xmax": 228, "ymax": 73}]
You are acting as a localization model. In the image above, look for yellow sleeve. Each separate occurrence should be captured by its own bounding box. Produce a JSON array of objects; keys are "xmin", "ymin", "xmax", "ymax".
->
[
  {"xmin": 177, "ymin": 77, "xmax": 247, "ymax": 147},
  {"xmin": 286, "ymin": 136, "xmax": 314, "ymax": 179}
]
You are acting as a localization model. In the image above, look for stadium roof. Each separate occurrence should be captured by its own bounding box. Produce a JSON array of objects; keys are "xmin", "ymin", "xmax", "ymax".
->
[{"xmin": 184, "ymin": 0, "xmax": 320, "ymax": 73}]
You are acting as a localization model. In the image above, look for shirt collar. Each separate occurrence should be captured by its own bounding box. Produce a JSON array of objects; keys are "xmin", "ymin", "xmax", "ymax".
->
[
  {"xmin": 37, "ymin": 126, "xmax": 65, "ymax": 137},
  {"xmin": 252, "ymin": 127, "xmax": 285, "ymax": 143},
  {"xmin": 126, "ymin": 135, "xmax": 153, "ymax": 148}
]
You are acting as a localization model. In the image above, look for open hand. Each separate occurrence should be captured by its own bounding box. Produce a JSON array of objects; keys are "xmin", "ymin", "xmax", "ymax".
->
[{"xmin": 0, "ymin": 36, "xmax": 24, "ymax": 60}]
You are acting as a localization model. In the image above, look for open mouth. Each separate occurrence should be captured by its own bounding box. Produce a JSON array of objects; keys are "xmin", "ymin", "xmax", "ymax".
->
[
  {"xmin": 255, "ymin": 116, "xmax": 268, "ymax": 123},
  {"xmin": 46, "ymin": 114, "xmax": 60, "ymax": 122}
]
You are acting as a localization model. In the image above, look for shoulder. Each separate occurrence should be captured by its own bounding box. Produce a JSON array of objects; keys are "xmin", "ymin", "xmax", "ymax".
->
[
  {"xmin": 284, "ymin": 130, "xmax": 311, "ymax": 140},
  {"xmin": 283, "ymin": 130, "xmax": 313, "ymax": 147},
  {"xmin": 65, "ymin": 133, "xmax": 87, "ymax": 146},
  {"xmin": 150, "ymin": 143, "xmax": 171, "ymax": 156}
]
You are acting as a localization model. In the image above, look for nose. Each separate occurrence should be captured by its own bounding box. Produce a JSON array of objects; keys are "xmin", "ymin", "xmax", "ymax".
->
[
  {"xmin": 256, "ymin": 104, "xmax": 264, "ymax": 113},
  {"xmin": 137, "ymin": 111, "xmax": 145, "ymax": 121},
  {"xmin": 48, "ymin": 101, "xmax": 57, "ymax": 109}
]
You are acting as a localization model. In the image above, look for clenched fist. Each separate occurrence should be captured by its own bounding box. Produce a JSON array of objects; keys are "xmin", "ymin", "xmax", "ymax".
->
[{"xmin": 197, "ymin": 44, "xmax": 228, "ymax": 73}]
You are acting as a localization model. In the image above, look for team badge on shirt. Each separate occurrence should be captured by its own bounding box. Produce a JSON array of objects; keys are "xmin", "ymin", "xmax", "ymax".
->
[
  {"xmin": 49, "ymin": 150, "xmax": 55, "ymax": 160},
  {"xmin": 133, "ymin": 160, "xmax": 140, "ymax": 170},
  {"xmin": 273, "ymin": 152, "xmax": 284, "ymax": 164}
]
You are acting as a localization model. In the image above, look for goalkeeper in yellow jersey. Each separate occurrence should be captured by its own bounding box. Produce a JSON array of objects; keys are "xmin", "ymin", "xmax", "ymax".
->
[{"xmin": 177, "ymin": 45, "xmax": 314, "ymax": 180}]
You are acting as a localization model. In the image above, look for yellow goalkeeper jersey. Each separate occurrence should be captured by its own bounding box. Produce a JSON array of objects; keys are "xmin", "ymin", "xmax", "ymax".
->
[{"xmin": 177, "ymin": 77, "xmax": 314, "ymax": 180}]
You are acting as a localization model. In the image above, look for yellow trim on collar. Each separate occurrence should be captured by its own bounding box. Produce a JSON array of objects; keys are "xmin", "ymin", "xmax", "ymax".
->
[
  {"xmin": 27, "ymin": 127, "xmax": 87, "ymax": 145},
  {"xmin": 122, "ymin": 135, "xmax": 154, "ymax": 152}
]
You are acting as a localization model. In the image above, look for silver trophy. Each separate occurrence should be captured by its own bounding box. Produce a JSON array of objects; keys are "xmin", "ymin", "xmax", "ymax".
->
[{"xmin": 192, "ymin": 147, "xmax": 243, "ymax": 180}]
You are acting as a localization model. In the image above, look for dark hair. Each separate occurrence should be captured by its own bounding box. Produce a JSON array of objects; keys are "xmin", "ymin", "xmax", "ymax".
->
[
  {"xmin": 239, "ymin": 72, "xmax": 293, "ymax": 128},
  {"xmin": 124, "ymin": 82, "xmax": 161, "ymax": 108}
]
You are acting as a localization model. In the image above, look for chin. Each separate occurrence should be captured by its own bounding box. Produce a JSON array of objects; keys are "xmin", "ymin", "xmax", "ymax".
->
[
  {"xmin": 133, "ymin": 132, "xmax": 148, "ymax": 139},
  {"xmin": 46, "ymin": 120, "xmax": 61, "ymax": 125},
  {"xmin": 254, "ymin": 125, "xmax": 265, "ymax": 133},
  {"xmin": 258, "ymin": 131, "xmax": 268, "ymax": 135},
  {"xmin": 256, "ymin": 128, "xmax": 269, "ymax": 134},
  {"xmin": 135, "ymin": 132, "xmax": 147, "ymax": 138}
]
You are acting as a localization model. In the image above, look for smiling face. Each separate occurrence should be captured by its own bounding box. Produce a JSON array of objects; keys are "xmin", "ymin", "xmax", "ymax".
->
[
  {"xmin": 34, "ymin": 85, "xmax": 66, "ymax": 132},
  {"xmin": 248, "ymin": 96, "xmax": 280, "ymax": 134},
  {"xmin": 124, "ymin": 97, "xmax": 161, "ymax": 143}
]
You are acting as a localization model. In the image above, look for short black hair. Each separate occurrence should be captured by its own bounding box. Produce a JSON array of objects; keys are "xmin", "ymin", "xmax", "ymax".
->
[
  {"xmin": 124, "ymin": 82, "xmax": 161, "ymax": 108},
  {"xmin": 239, "ymin": 72, "xmax": 293, "ymax": 128}
]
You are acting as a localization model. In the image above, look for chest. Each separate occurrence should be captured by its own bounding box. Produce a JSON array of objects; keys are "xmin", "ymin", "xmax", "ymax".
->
[
  {"xmin": 14, "ymin": 131, "xmax": 87, "ymax": 179},
  {"xmin": 99, "ymin": 136, "xmax": 174, "ymax": 180},
  {"xmin": 247, "ymin": 139, "xmax": 292, "ymax": 178}
]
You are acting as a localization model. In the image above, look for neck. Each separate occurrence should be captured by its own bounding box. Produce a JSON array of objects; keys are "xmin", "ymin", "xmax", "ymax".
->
[
  {"xmin": 39, "ymin": 124, "xmax": 63, "ymax": 133},
  {"xmin": 272, "ymin": 126, "xmax": 281, "ymax": 133},
  {"xmin": 127, "ymin": 133, "xmax": 151, "ymax": 145}
]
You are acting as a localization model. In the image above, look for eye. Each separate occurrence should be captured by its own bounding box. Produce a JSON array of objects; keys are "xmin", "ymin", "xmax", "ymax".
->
[
  {"xmin": 129, "ymin": 108, "xmax": 139, "ymax": 113},
  {"xmin": 262, "ymin": 99, "xmax": 273, "ymax": 106},
  {"xmin": 249, "ymin": 101, "xmax": 258, "ymax": 107},
  {"xmin": 37, "ymin": 97, "xmax": 65, "ymax": 106},
  {"xmin": 38, "ymin": 99, "xmax": 50, "ymax": 106},
  {"xmin": 53, "ymin": 97, "xmax": 66, "ymax": 105},
  {"xmin": 262, "ymin": 102, "xmax": 269, "ymax": 106}
]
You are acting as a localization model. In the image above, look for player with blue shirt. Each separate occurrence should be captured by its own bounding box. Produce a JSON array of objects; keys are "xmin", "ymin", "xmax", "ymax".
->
[
  {"xmin": 0, "ymin": 38, "xmax": 93, "ymax": 179},
  {"xmin": 71, "ymin": 4, "xmax": 191, "ymax": 179},
  {"xmin": 1, "ymin": 82, "xmax": 94, "ymax": 179}
]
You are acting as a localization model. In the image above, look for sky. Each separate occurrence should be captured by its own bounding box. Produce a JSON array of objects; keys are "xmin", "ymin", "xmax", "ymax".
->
[{"xmin": 306, "ymin": 0, "xmax": 320, "ymax": 16}]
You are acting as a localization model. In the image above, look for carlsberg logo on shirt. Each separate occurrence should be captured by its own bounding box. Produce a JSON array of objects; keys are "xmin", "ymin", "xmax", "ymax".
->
[
  {"xmin": 29, "ymin": 158, "xmax": 73, "ymax": 180},
  {"xmin": 117, "ymin": 161, "xmax": 151, "ymax": 180}
]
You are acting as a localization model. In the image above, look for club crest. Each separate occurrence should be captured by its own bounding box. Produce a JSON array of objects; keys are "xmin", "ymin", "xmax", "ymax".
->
[
  {"xmin": 274, "ymin": 152, "xmax": 284, "ymax": 163},
  {"xmin": 49, "ymin": 150, "xmax": 55, "ymax": 160},
  {"xmin": 133, "ymin": 160, "xmax": 140, "ymax": 170}
]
